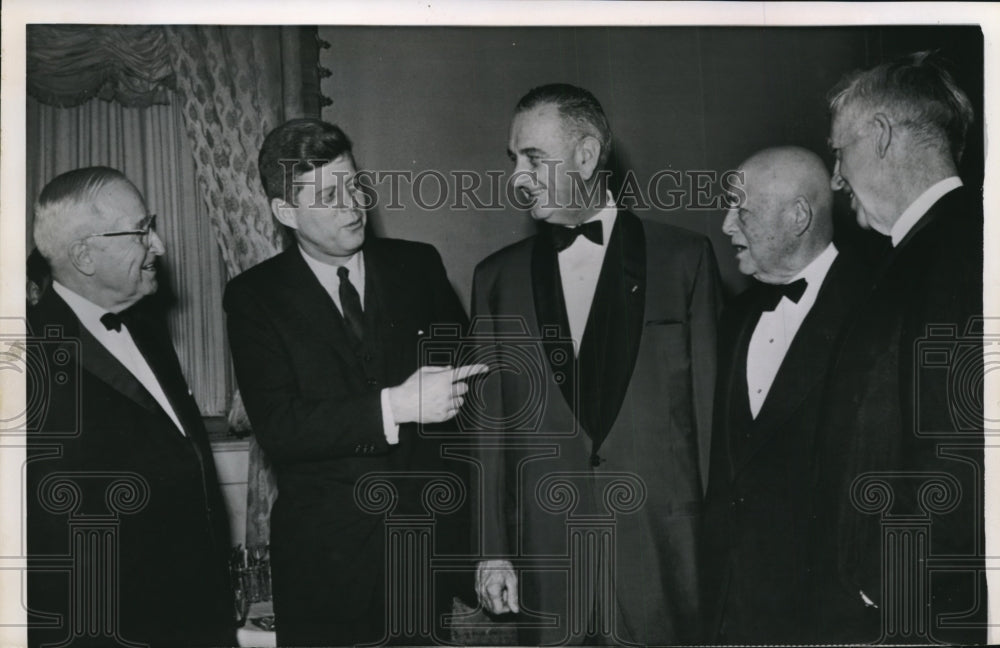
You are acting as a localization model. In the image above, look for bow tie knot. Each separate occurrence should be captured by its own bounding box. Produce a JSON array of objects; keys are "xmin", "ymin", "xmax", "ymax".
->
[
  {"xmin": 760, "ymin": 278, "xmax": 808, "ymax": 311},
  {"xmin": 101, "ymin": 311, "xmax": 126, "ymax": 332},
  {"xmin": 550, "ymin": 220, "xmax": 604, "ymax": 252}
]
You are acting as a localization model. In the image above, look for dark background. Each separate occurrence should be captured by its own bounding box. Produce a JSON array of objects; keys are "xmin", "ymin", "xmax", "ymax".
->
[{"xmin": 319, "ymin": 25, "xmax": 984, "ymax": 302}]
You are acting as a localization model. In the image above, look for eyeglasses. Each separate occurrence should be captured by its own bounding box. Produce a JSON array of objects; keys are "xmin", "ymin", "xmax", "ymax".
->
[{"xmin": 83, "ymin": 214, "xmax": 157, "ymax": 246}]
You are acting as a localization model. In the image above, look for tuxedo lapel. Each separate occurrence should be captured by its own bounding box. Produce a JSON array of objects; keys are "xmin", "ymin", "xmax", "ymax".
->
[
  {"xmin": 736, "ymin": 255, "xmax": 859, "ymax": 473},
  {"xmin": 530, "ymin": 231, "xmax": 577, "ymax": 413},
  {"xmin": 35, "ymin": 290, "xmax": 165, "ymax": 418},
  {"xmin": 276, "ymin": 248, "xmax": 366, "ymax": 376},
  {"xmin": 124, "ymin": 306, "xmax": 204, "ymax": 438},
  {"xmin": 578, "ymin": 210, "xmax": 645, "ymax": 449},
  {"xmin": 722, "ymin": 304, "xmax": 759, "ymax": 478},
  {"xmin": 874, "ymin": 186, "xmax": 964, "ymax": 282}
]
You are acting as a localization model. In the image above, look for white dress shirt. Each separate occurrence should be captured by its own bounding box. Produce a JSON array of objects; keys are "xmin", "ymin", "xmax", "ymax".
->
[
  {"xmin": 52, "ymin": 281, "xmax": 186, "ymax": 435},
  {"xmin": 746, "ymin": 243, "xmax": 839, "ymax": 418},
  {"xmin": 890, "ymin": 176, "xmax": 962, "ymax": 247},
  {"xmin": 556, "ymin": 192, "xmax": 618, "ymax": 355},
  {"xmin": 298, "ymin": 247, "xmax": 398, "ymax": 445}
]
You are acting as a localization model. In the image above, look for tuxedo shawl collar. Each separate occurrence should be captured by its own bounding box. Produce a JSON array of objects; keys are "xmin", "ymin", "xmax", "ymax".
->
[{"xmin": 530, "ymin": 210, "xmax": 646, "ymax": 448}]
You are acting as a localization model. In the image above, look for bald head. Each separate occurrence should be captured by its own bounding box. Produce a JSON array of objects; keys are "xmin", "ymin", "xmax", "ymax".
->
[{"xmin": 722, "ymin": 146, "xmax": 834, "ymax": 283}]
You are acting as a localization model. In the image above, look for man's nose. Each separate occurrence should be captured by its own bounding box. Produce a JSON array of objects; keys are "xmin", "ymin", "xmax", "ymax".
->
[
  {"xmin": 830, "ymin": 162, "xmax": 845, "ymax": 191},
  {"xmin": 148, "ymin": 230, "xmax": 166, "ymax": 255},
  {"xmin": 721, "ymin": 208, "xmax": 738, "ymax": 236}
]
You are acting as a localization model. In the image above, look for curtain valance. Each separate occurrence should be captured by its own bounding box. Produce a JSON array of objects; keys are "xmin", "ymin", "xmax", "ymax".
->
[{"xmin": 28, "ymin": 25, "xmax": 174, "ymax": 107}]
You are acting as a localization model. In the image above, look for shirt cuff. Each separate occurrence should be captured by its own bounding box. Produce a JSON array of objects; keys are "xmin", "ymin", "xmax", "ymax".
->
[{"xmin": 380, "ymin": 388, "xmax": 400, "ymax": 445}]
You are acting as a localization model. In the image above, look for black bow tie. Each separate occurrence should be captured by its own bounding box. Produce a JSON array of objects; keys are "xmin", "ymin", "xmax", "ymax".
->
[
  {"xmin": 100, "ymin": 311, "xmax": 126, "ymax": 332},
  {"xmin": 760, "ymin": 278, "xmax": 808, "ymax": 311},
  {"xmin": 550, "ymin": 220, "xmax": 604, "ymax": 252}
]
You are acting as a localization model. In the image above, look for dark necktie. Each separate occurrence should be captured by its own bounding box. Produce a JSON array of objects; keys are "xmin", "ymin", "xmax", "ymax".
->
[
  {"xmin": 337, "ymin": 266, "xmax": 365, "ymax": 343},
  {"xmin": 760, "ymin": 278, "xmax": 808, "ymax": 311},
  {"xmin": 101, "ymin": 312, "xmax": 126, "ymax": 332},
  {"xmin": 550, "ymin": 220, "xmax": 604, "ymax": 252}
]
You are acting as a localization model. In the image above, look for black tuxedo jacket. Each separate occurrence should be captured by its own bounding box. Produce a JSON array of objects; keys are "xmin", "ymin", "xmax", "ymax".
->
[
  {"xmin": 471, "ymin": 211, "xmax": 721, "ymax": 645},
  {"xmin": 26, "ymin": 290, "xmax": 235, "ymax": 648},
  {"xmin": 701, "ymin": 250, "xmax": 869, "ymax": 644},
  {"xmin": 813, "ymin": 186, "xmax": 986, "ymax": 644},
  {"xmin": 224, "ymin": 239, "xmax": 468, "ymax": 646}
]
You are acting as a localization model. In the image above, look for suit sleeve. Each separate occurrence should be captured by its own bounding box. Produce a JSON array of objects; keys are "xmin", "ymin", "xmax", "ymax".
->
[
  {"xmin": 469, "ymin": 263, "xmax": 513, "ymax": 558},
  {"xmin": 224, "ymin": 278, "xmax": 386, "ymax": 465},
  {"xmin": 688, "ymin": 237, "xmax": 723, "ymax": 495}
]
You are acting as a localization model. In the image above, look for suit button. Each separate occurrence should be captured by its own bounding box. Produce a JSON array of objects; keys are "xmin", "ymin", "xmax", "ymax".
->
[
  {"xmin": 590, "ymin": 454, "xmax": 602, "ymax": 467},
  {"xmin": 355, "ymin": 444, "xmax": 362, "ymax": 453},
  {"xmin": 367, "ymin": 378, "xmax": 378, "ymax": 386}
]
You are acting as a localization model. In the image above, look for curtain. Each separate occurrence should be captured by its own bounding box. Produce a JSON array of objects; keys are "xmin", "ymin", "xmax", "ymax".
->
[
  {"xmin": 26, "ymin": 96, "xmax": 232, "ymax": 416},
  {"xmin": 28, "ymin": 26, "xmax": 174, "ymax": 108},
  {"xmin": 165, "ymin": 26, "xmax": 320, "ymax": 547}
]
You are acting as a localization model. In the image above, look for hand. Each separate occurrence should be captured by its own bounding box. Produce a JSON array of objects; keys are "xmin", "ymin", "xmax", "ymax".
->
[
  {"xmin": 388, "ymin": 364, "xmax": 489, "ymax": 424},
  {"xmin": 475, "ymin": 559, "xmax": 519, "ymax": 615}
]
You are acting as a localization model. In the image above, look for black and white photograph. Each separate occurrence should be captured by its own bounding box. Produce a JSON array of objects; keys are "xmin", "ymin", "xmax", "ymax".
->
[{"xmin": 1, "ymin": 2, "xmax": 996, "ymax": 646}]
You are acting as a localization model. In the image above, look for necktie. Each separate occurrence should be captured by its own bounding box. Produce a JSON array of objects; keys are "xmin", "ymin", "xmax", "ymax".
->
[
  {"xmin": 337, "ymin": 266, "xmax": 365, "ymax": 344},
  {"xmin": 550, "ymin": 220, "xmax": 604, "ymax": 252},
  {"xmin": 101, "ymin": 312, "xmax": 125, "ymax": 332},
  {"xmin": 760, "ymin": 278, "xmax": 808, "ymax": 311}
]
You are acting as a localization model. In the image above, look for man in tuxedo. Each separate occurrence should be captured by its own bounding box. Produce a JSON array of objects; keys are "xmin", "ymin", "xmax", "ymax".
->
[
  {"xmin": 701, "ymin": 147, "xmax": 869, "ymax": 643},
  {"xmin": 26, "ymin": 167, "xmax": 235, "ymax": 647},
  {"xmin": 224, "ymin": 118, "xmax": 485, "ymax": 646},
  {"xmin": 815, "ymin": 51, "xmax": 985, "ymax": 644},
  {"xmin": 471, "ymin": 83, "xmax": 721, "ymax": 645}
]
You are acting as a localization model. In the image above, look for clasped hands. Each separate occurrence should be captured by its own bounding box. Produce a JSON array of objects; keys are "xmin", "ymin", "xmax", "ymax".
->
[{"xmin": 388, "ymin": 363, "xmax": 489, "ymax": 424}]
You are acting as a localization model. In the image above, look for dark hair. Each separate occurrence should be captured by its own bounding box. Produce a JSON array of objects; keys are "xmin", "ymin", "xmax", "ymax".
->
[
  {"xmin": 258, "ymin": 118, "xmax": 353, "ymax": 204},
  {"xmin": 828, "ymin": 50, "xmax": 974, "ymax": 164},
  {"xmin": 516, "ymin": 83, "xmax": 613, "ymax": 167}
]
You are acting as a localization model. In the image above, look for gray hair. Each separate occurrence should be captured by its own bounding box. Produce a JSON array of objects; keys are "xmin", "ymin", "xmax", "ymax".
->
[
  {"xmin": 33, "ymin": 166, "xmax": 133, "ymax": 264},
  {"xmin": 828, "ymin": 50, "xmax": 974, "ymax": 163}
]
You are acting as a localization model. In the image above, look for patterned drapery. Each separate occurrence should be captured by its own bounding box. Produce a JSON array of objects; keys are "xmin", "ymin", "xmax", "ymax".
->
[
  {"xmin": 28, "ymin": 25, "xmax": 175, "ymax": 108},
  {"xmin": 164, "ymin": 26, "xmax": 320, "ymax": 547}
]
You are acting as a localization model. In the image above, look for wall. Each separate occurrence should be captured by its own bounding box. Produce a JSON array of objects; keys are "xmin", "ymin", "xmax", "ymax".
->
[{"xmin": 319, "ymin": 25, "xmax": 984, "ymax": 302}]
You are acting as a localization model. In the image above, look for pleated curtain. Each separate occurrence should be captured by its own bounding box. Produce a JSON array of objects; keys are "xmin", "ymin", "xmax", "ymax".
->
[{"xmin": 26, "ymin": 95, "xmax": 232, "ymax": 416}]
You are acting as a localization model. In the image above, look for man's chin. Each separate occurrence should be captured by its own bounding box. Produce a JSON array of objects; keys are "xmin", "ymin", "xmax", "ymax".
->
[{"xmin": 528, "ymin": 207, "xmax": 551, "ymax": 222}]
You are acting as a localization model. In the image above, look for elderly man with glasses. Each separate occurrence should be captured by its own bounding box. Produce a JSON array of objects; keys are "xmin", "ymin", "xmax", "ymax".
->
[{"xmin": 26, "ymin": 166, "xmax": 235, "ymax": 648}]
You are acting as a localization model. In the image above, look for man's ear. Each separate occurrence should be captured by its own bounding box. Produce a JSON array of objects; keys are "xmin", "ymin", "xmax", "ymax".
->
[
  {"xmin": 271, "ymin": 197, "xmax": 298, "ymax": 230},
  {"xmin": 575, "ymin": 135, "xmax": 601, "ymax": 181},
  {"xmin": 791, "ymin": 196, "xmax": 813, "ymax": 237},
  {"xmin": 873, "ymin": 113, "xmax": 892, "ymax": 159},
  {"xmin": 67, "ymin": 239, "xmax": 96, "ymax": 276}
]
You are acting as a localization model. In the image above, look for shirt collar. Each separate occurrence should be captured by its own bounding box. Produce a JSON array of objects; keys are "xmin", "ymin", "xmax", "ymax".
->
[
  {"xmin": 791, "ymin": 242, "xmax": 839, "ymax": 295},
  {"xmin": 298, "ymin": 245, "xmax": 364, "ymax": 283},
  {"xmin": 52, "ymin": 281, "xmax": 119, "ymax": 331},
  {"xmin": 890, "ymin": 176, "xmax": 963, "ymax": 247}
]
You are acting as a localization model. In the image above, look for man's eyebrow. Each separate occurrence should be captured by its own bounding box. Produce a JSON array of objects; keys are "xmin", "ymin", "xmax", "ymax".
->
[{"xmin": 508, "ymin": 146, "xmax": 547, "ymax": 161}]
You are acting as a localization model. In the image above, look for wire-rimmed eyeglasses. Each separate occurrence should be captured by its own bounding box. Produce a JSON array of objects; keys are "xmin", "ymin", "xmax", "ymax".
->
[{"xmin": 82, "ymin": 214, "xmax": 157, "ymax": 246}]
